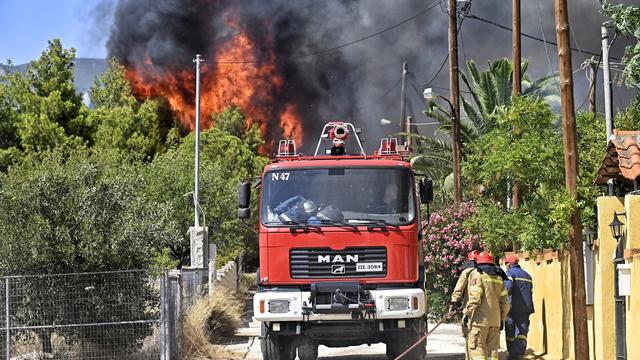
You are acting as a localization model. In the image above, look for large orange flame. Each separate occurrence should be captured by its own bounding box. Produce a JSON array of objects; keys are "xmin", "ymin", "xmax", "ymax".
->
[{"xmin": 124, "ymin": 15, "xmax": 303, "ymax": 151}]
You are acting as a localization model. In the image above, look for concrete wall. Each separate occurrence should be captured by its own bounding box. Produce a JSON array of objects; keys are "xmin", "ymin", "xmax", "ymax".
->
[{"xmin": 215, "ymin": 261, "xmax": 238, "ymax": 291}]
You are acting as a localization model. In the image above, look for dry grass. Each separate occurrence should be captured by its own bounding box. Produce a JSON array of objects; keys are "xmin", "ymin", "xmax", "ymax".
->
[
  {"xmin": 238, "ymin": 273, "xmax": 257, "ymax": 298},
  {"xmin": 181, "ymin": 291, "xmax": 244, "ymax": 360}
]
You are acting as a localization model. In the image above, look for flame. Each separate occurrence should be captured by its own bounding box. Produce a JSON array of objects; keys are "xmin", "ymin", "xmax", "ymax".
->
[{"xmin": 124, "ymin": 14, "xmax": 303, "ymax": 150}]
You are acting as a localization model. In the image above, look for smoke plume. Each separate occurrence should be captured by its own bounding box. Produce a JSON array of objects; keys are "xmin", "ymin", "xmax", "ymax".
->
[{"xmin": 105, "ymin": 0, "xmax": 637, "ymax": 152}]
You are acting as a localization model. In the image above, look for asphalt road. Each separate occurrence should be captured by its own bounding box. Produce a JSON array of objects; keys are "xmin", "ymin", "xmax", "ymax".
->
[{"xmin": 227, "ymin": 321, "xmax": 466, "ymax": 360}]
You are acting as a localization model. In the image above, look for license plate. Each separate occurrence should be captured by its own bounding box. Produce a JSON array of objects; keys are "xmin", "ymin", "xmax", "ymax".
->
[{"xmin": 355, "ymin": 262, "xmax": 383, "ymax": 272}]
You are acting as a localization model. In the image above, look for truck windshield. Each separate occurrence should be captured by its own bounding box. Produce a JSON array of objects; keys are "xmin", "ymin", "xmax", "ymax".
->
[{"xmin": 261, "ymin": 167, "xmax": 416, "ymax": 226}]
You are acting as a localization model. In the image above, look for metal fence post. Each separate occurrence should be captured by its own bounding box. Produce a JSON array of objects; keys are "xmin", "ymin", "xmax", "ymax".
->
[
  {"xmin": 5, "ymin": 278, "xmax": 10, "ymax": 360},
  {"xmin": 160, "ymin": 272, "xmax": 167, "ymax": 360}
]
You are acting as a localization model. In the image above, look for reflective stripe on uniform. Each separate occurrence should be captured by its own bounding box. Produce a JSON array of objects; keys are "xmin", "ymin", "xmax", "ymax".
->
[
  {"xmin": 471, "ymin": 357, "xmax": 486, "ymax": 360},
  {"xmin": 516, "ymin": 335, "xmax": 527, "ymax": 340},
  {"xmin": 506, "ymin": 337, "xmax": 515, "ymax": 342},
  {"xmin": 514, "ymin": 277, "xmax": 532, "ymax": 283},
  {"xmin": 470, "ymin": 286, "xmax": 483, "ymax": 293},
  {"xmin": 501, "ymin": 290, "xmax": 508, "ymax": 296},
  {"xmin": 482, "ymin": 278, "xmax": 503, "ymax": 285}
]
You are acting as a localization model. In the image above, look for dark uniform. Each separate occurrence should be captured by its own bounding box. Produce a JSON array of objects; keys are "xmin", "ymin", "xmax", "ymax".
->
[{"xmin": 504, "ymin": 264, "xmax": 534, "ymax": 360}]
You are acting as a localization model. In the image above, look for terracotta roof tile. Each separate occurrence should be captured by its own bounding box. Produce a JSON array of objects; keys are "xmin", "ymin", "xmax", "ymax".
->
[{"xmin": 595, "ymin": 130, "xmax": 640, "ymax": 185}]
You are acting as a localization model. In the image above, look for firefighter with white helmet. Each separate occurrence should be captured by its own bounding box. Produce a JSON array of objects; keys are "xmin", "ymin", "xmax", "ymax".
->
[{"xmin": 463, "ymin": 251, "xmax": 510, "ymax": 360}]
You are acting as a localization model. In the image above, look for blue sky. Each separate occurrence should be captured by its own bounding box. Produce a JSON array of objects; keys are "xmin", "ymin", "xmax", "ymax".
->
[{"xmin": 0, "ymin": 0, "xmax": 110, "ymax": 64}]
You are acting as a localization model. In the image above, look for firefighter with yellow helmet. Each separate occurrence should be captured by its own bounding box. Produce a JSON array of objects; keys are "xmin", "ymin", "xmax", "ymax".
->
[{"xmin": 462, "ymin": 251, "xmax": 510, "ymax": 360}]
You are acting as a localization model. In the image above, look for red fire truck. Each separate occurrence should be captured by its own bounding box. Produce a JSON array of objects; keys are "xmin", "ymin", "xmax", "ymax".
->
[{"xmin": 238, "ymin": 122, "xmax": 433, "ymax": 360}]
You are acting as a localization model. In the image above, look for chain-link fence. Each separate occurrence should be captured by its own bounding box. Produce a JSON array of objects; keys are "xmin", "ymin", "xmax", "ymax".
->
[
  {"xmin": 0, "ymin": 270, "xmax": 164, "ymax": 360},
  {"xmin": 0, "ymin": 267, "xmax": 226, "ymax": 360}
]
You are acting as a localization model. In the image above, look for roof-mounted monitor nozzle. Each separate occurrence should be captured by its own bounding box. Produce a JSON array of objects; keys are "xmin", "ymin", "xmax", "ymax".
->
[{"xmin": 314, "ymin": 122, "xmax": 366, "ymax": 156}]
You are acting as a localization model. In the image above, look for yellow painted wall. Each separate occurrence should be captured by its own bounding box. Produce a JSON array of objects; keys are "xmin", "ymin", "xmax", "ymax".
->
[
  {"xmin": 516, "ymin": 252, "xmax": 572, "ymax": 359},
  {"xmin": 624, "ymin": 195, "xmax": 640, "ymax": 249},
  {"xmin": 508, "ymin": 196, "xmax": 639, "ymax": 359},
  {"xmin": 593, "ymin": 196, "xmax": 624, "ymax": 360},
  {"xmin": 627, "ymin": 254, "xmax": 640, "ymax": 360},
  {"xmin": 624, "ymin": 195, "xmax": 640, "ymax": 359}
]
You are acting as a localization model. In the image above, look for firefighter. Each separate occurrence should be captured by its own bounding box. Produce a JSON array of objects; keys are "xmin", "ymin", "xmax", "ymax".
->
[
  {"xmin": 463, "ymin": 251, "xmax": 510, "ymax": 360},
  {"xmin": 450, "ymin": 250, "xmax": 479, "ymax": 310},
  {"xmin": 504, "ymin": 254, "xmax": 534, "ymax": 360},
  {"xmin": 450, "ymin": 250, "xmax": 479, "ymax": 360}
]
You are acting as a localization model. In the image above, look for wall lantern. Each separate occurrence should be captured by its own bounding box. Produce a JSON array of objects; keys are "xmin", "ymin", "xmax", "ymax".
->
[
  {"xmin": 583, "ymin": 226, "xmax": 596, "ymax": 248},
  {"xmin": 609, "ymin": 212, "xmax": 626, "ymax": 241}
]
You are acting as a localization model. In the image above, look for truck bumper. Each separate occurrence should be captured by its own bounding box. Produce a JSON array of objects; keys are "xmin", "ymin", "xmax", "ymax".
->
[{"xmin": 253, "ymin": 288, "xmax": 425, "ymax": 322}]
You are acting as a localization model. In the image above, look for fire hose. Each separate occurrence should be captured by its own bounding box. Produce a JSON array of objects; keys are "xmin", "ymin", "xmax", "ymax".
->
[{"xmin": 392, "ymin": 309, "xmax": 458, "ymax": 360}]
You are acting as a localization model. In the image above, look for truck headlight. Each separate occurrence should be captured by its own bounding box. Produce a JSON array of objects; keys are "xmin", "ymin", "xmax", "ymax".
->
[
  {"xmin": 387, "ymin": 297, "xmax": 410, "ymax": 311},
  {"xmin": 268, "ymin": 300, "xmax": 290, "ymax": 314}
]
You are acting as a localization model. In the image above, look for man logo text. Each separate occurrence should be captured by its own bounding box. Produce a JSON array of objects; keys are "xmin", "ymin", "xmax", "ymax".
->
[{"xmin": 318, "ymin": 255, "xmax": 359, "ymax": 263}]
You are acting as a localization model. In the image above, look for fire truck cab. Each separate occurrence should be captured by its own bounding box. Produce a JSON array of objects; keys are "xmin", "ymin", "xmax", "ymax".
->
[{"xmin": 238, "ymin": 122, "xmax": 433, "ymax": 360}]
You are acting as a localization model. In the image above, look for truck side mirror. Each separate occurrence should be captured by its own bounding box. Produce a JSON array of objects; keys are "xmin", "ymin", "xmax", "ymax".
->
[
  {"xmin": 238, "ymin": 181, "xmax": 251, "ymax": 219},
  {"xmin": 238, "ymin": 208, "xmax": 251, "ymax": 219},
  {"xmin": 419, "ymin": 178, "xmax": 433, "ymax": 204}
]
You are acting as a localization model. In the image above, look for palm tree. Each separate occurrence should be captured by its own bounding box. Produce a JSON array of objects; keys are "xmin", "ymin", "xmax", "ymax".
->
[{"xmin": 410, "ymin": 58, "xmax": 559, "ymax": 201}]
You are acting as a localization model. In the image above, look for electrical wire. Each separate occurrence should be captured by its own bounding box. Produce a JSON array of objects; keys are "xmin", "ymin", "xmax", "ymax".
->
[
  {"xmin": 423, "ymin": 54, "xmax": 450, "ymax": 87},
  {"xmin": 378, "ymin": 77, "xmax": 403, "ymax": 102},
  {"xmin": 535, "ymin": 0, "xmax": 560, "ymax": 90},
  {"xmin": 215, "ymin": 1, "xmax": 443, "ymax": 64},
  {"xmin": 421, "ymin": 18, "xmax": 466, "ymax": 87},
  {"xmin": 576, "ymin": 56, "xmax": 601, "ymax": 111},
  {"xmin": 466, "ymin": 14, "xmax": 623, "ymax": 62}
]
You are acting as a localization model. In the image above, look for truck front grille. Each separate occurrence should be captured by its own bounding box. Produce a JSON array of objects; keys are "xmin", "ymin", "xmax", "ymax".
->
[{"xmin": 290, "ymin": 247, "xmax": 387, "ymax": 279}]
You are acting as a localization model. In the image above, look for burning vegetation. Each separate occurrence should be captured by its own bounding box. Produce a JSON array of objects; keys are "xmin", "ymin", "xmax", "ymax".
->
[{"xmin": 107, "ymin": 0, "xmax": 360, "ymax": 150}]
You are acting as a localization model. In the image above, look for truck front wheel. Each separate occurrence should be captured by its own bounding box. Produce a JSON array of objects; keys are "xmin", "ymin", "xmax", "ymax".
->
[
  {"xmin": 297, "ymin": 341, "xmax": 318, "ymax": 360},
  {"xmin": 385, "ymin": 319, "xmax": 426, "ymax": 360},
  {"xmin": 260, "ymin": 323, "xmax": 295, "ymax": 360}
]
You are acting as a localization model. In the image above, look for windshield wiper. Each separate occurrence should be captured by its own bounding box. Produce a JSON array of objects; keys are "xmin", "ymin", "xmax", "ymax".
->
[
  {"xmin": 346, "ymin": 219, "xmax": 400, "ymax": 230},
  {"xmin": 313, "ymin": 219, "xmax": 359, "ymax": 230},
  {"xmin": 265, "ymin": 220, "xmax": 322, "ymax": 232}
]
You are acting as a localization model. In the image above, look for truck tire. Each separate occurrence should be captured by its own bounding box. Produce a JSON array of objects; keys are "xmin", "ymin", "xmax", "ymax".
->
[
  {"xmin": 297, "ymin": 342, "xmax": 318, "ymax": 360},
  {"xmin": 385, "ymin": 319, "xmax": 426, "ymax": 360},
  {"xmin": 260, "ymin": 323, "xmax": 295, "ymax": 360}
]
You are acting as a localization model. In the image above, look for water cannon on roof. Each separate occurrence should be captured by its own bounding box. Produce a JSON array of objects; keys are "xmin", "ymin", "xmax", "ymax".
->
[{"xmin": 314, "ymin": 122, "xmax": 365, "ymax": 156}]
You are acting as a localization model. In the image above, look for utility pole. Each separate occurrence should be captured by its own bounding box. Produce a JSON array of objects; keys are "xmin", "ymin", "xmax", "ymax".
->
[
  {"xmin": 602, "ymin": 26, "xmax": 613, "ymax": 140},
  {"xmin": 400, "ymin": 62, "xmax": 408, "ymax": 144},
  {"xmin": 511, "ymin": 0, "xmax": 522, "ymax": 230},
  {"xmin": 448, "ymin": 0, "xmax": 462, "ymax": 204},
  {"xmin": 602, "ymin": 25, "xmax": 615, "ymax": 195},
  {"xmin": 189, "ymin": 54, "xmax": 209, "ymax": 274},
  {"xmin": 589, "ymin": 58, "xmax": 598, "ymax": 115},
  {"xmin": 194, "ymin": 54, "xmax": 203, "ymax": 228},
  {"xmin": 554, "ymin": 1, "xmax": 589, "ymax": 358},
  {"xmin": 512, "ymin": 0, "xmax": 522, "ymax": 95}
]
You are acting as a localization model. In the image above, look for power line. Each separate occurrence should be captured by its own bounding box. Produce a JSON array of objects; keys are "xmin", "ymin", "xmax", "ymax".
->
[
  {"xmin": 466, "ymin": 14, "xmax": 623, "ymax": 62},
  {"xmin": 215, "ymin": 1, "xmax": 443, "ymax": 64},
  {"xmin": 422, "ymin": 54, "xmax": 450, "ymax": 87},
  {"xmin": 421, "ymin": 17, "xmax": 466, "ymax": 87},
  {"xmin": 535, "ymin": 0, "xmax": 560, "ymax": 89},
  {"xmin": 378, "ymin": 77, "xmax": 403, "ymax": 102}
]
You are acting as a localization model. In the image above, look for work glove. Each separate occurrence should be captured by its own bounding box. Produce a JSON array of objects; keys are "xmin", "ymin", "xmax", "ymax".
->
[{"xmin": 448, "ymin": 301, "xmax": 461, "ymax": 312}]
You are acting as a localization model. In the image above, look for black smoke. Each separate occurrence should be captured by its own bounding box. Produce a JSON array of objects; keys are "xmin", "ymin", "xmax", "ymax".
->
[{"xmin": 104, "ymin": 0, "xmax": 637, "ymax": 152}]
